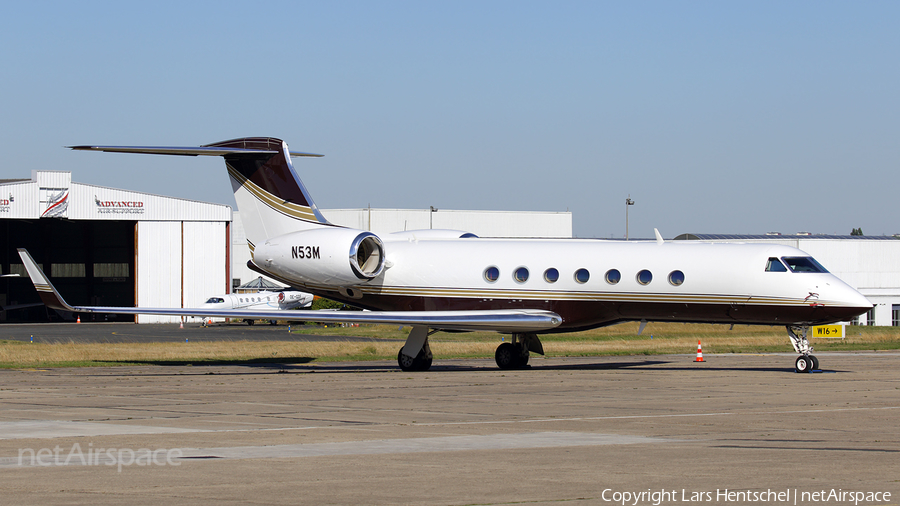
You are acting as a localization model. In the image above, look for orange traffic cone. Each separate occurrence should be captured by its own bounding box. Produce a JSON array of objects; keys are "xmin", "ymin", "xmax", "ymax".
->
[
  {"xmin": 179, "ymin": 320, "xmax": 184, "ymax": 329},
  {"xmin": 76, "ymin": 315, "xmax": 81, "ymax": 323},
  {"xmin": 694, "ymin": 340, "xmax": 704, "ymax": 362}
]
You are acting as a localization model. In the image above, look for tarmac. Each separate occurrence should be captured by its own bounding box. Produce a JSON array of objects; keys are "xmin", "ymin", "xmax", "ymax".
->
[{"xmin": 0, "ymin": 327, "xmax": 898, "ymax": 505}]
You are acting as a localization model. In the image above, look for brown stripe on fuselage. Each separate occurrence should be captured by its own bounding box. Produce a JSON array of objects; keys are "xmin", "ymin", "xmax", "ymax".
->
[{"xmin": 295, "ymin": 290, "xmax": 861, "ymax": 331}]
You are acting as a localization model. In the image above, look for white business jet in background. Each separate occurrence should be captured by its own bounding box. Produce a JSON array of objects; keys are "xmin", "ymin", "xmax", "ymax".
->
[
  {"xmin": 197, "ymin": 289, "xmax": 313, "ymax": 325},
  {"xmin": 18, "ymin": 137, "xmax": 872, "ymax": 373}
]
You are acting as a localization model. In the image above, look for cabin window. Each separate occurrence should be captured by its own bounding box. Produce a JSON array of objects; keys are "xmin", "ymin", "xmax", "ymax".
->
[
  {"xmin": 782, "ymin": 256, "xmax": 828, "ymax": 273},
  {"xmin": 514, "ymin": 267, "xmax": 529, "ymax": 283},
  {"xmin": 605, "ymin": 269, "xmax": 621, "ymax": 285},
  {"xmin": 765, "ymin": 257, "xmax": 788, "ymax": 272},
  {"xmin": 544, "ymin": 268, "xmax": 559, "ymax": 283},
  {"xmin": 668, "ymin": 270, "xmax": 684, "ymax": 286},
  {"xmin": 484, "ymin": 266, "xmax": 500, "ymax": 283},
  {"xmin": 574, "ymin": 268, "xmax": 590, "ymax": 284},
  {"xmin": 637, "ymin": 270, "xmax": 653, "ymax": 285}
]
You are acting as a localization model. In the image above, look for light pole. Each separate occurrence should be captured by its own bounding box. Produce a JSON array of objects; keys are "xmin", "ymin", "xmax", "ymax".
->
[
  {"xmin": 430, "ymin": 206, "xmax": 438, "ymax": 229},
  {"xmin": 625, "ymin": 196, "xmax": 634, "ymax": 240}
]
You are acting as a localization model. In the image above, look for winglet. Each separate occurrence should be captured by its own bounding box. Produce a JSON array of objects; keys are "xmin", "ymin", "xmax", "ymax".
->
[{"xmin": 16, "ymin": 249, "xmax": 79, "ymax": 312}]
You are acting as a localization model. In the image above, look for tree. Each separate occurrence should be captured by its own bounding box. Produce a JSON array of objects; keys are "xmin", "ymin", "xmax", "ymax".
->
[
  {"xmin": 850, "ymin": 227, "xmax": 864, "ymax": 236},
  {"xmin": 311, "ymin": 296, "xmax": 346, "ymax": 310}
]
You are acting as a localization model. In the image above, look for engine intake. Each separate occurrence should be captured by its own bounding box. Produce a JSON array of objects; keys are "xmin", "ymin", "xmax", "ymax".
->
[
  {"xmin": 254, "ymin": 228, "xmax": 386, "ymax": 287},
  {"xmin": 350, "ymin": 232, "xmax": 384, "ymax": 279}
]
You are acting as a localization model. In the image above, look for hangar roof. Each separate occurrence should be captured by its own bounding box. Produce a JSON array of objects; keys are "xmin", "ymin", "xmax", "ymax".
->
[{"xmin": 0, "ymin": 171, "xmax": 230, "ymax": 222}]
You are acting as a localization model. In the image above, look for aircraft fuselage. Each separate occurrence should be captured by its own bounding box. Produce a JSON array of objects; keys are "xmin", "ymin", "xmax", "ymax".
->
[{"xmin": 253, "ymin": 234, "xmax": 870, "ymax": 332}]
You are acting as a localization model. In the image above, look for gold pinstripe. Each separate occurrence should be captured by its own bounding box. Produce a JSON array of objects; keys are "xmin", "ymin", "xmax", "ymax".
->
[{"xmin": 294, "ymin": 282, "xmax": 835, "ymax": 307}]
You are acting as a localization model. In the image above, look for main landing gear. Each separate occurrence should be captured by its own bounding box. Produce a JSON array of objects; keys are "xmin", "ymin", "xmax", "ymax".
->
[
  {"xmin": 786, "ymin": 325, "xmax": 819, "ymax": 373},
  {"xmin": 396, "ymin": 328, "xmax": 546, "ymax": 371},
  {"xmin": 495, "ymin": 333, "xmax": 544, "ymax": 370},
  {"xmin": 397, "ymin": 326, "xmax": 434, "ymax": 372}
]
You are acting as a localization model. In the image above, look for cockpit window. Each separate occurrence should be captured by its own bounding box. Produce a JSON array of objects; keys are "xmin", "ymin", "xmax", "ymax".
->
[
  {"xmin": 205, "ymin": 297, "xmax": 225, "ymax": 303},
  {"xmin": 765, "ymin": 257, "xmax": 788, "ymax": 272},
  {"xmin": 781, "ymin": 256, "xmax": 828, "ymax": 273}
]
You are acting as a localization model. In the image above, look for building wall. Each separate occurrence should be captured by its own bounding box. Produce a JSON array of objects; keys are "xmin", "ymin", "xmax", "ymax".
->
[
  {"xmin": 321, "ymin": 208, "xmax": 573, "ymax": 238},
  {"xmin": 136, "ymin": 222, "xmax": 182, "ymax": 323},
  {"xmin": 183, "ymin": 221, "xmax": 227, "ymax": 306},
  {"xmin": 136, "ymin": 221, "xmax": 228, "ymax": 323}
]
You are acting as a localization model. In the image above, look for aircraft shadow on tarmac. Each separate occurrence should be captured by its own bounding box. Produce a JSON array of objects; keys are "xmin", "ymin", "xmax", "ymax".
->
[
  {"xmin": 90, "ymin": 357, "xmax": 845, "ymax": 375},
  {"xmin": 90, "ymin": 358, "xmax": 667, "ymax": 374}
]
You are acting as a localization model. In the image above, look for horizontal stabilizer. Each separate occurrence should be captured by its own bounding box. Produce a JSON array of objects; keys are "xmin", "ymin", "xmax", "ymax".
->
[
  {"xmin": 17, "ymin": 249, "xmax": 560, "ymax": 333},
  {"xmin": 69, "ymin": 145, "xmax": 323, "ymax": 158},
  {"xmin": 69, "ymin": 136, "xmax": 322, "ymax": 158}
]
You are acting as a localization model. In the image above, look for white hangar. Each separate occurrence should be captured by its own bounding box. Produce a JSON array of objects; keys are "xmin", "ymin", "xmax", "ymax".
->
[{"xmin": 0, "ymin": 171, "xmax": 231, "ymax": 323}]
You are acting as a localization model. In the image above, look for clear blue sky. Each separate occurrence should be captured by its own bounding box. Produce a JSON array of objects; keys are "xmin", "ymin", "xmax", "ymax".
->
[{"xmin": 2, "ymin": 1, "xmax": 898, "ymax": 238}]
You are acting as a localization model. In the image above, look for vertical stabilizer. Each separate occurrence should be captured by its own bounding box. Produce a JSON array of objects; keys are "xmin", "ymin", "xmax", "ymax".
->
[
  {"xmin": 70, "ymin": 137, "xmax": 329, "ymax": 253},
  {"xmin": 206, "ymin": 138, "xmax": 331, "ymax": 250}
]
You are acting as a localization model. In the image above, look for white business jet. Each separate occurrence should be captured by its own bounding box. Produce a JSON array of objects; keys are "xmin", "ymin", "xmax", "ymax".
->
[
  {"xmin": 18, "ymin": 137, "xmax": 872, "ymax": 373},
  {"xmin": 197, "ymin": 289, "xmax": 313, "ymax": 325}
]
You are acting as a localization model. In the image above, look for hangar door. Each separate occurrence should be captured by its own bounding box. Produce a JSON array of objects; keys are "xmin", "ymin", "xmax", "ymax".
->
[{"xmin": 0, "ymin": 219, "xmax": 135, "ymax": 322}]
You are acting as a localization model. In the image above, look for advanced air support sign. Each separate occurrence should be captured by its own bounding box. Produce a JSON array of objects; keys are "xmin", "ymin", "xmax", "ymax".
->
[{"xmin": 95, "ymin": 196, "xmax": 144, "ymax": 215}]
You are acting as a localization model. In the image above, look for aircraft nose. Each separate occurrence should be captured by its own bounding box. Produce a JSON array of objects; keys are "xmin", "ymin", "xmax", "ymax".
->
[
  {"xmin": 835, "ymin": 282, "xmax": 873, "ymax": 309},
  {"xmin": 821, "ymin": 282, "xmax": 872, "ymax": 322}
]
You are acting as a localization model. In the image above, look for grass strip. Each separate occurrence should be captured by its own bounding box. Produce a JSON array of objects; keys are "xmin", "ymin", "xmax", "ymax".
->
[{"xmin": 1, "ymin": 323, "xmax": 897, "ymax": 369}]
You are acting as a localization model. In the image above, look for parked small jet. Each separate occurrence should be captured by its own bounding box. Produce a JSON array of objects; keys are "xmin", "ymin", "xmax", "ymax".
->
[
  {"xmin": 197, "ymin": 289, "xmax": 313, "ymax": 325},
  {"xmin": 18, "ymin": 137, "xmax": 872, "ymax": 373}
]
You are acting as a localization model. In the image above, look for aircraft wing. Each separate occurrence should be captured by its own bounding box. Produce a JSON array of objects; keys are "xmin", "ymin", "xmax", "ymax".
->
[{"xmin": 17, "ymin": 249, "xmax": 560, "ymax": 333}]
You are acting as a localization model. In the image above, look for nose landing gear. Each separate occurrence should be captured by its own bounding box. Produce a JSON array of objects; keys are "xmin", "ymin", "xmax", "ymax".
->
[{"xmin": 787, "ymin": 325, "xmax": 819, "ymax": 373}]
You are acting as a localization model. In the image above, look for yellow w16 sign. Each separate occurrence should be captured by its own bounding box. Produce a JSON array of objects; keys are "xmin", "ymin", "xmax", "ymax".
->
[{"xmin": 812, "ymin": 325, "xmax": 844, "ymax": 338}]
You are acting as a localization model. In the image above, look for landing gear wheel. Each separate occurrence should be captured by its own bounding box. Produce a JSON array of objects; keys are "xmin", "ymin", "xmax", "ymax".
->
[
  {"xmin": 245, "ymin": 319, "xmax": 255, "ymax": 326},
  {"xmin": 398, "ymin": 349, "xmax": 432, "ymax": 372},
  {"xmin": 809, "ymin": 355, "xmax": 819, "ymax": 371},
  {"xmin": 516, "ymin": 346, "xmax": 530, "ymax": 368},
  {"xmin": 495, "ymin": 343, "xmax": 518, "ymax": 370},
  {"xmin": 795, "ymin": 355, "xmax": 812, "ymax": 373}
]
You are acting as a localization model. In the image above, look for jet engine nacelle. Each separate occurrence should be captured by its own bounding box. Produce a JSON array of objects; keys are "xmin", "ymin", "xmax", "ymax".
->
[{"xmin": 254, "ymin": 228, "xmax": 385, "ymax": 286}]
